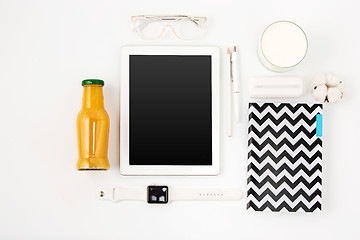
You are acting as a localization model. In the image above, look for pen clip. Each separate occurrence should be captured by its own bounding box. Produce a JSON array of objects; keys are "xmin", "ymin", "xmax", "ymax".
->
[{"xmin": 227, "ymin": 48, "xmax": 233, "ymax": 82}]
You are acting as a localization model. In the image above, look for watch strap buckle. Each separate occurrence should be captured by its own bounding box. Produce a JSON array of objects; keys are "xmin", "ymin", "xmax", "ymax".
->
[{"xmin": 98, "ymin": 187, "xmax": 115, "ymax": 201}]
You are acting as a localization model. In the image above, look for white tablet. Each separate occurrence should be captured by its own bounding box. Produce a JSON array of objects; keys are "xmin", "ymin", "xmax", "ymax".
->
[{"xmin": 120, "ymin": 46, "xmax": 220, "ymax": 175}]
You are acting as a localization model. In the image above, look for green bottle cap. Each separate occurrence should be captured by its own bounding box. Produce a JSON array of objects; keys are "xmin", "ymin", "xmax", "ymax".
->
[{"xmin": 81, "ymin": 79, "xmax": 104, "ymax": 86}]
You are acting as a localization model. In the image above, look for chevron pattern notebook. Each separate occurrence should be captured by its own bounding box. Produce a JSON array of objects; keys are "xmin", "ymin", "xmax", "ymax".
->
[{"xmin": 247, "ymin": 103, "xmax": 323, "ymax": 212}]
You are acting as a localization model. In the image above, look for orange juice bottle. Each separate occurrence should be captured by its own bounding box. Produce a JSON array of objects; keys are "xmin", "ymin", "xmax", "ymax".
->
[{"xmin": 76, "ymin": 79, "xmax": 110, "ymax": 170}]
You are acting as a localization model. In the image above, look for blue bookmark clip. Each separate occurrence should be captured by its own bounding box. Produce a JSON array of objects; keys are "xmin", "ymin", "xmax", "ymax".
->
[{"xmin": 316, "ymin": 114, "xmax": 323, "ymax": 137}]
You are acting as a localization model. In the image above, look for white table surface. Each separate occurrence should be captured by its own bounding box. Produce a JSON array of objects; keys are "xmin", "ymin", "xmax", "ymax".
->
[{"xmin": 1, "ymin": 0, "xmax": 359, "ymax": 239}]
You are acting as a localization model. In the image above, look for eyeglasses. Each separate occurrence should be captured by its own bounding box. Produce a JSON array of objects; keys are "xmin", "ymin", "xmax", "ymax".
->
[{"xmin": 131, "ymin": 15, "xmax": 207, "ymax": 40}]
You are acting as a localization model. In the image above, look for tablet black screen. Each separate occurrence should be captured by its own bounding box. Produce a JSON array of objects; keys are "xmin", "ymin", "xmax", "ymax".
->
[{"xmin": 129, "ymin": 55, "xmax": 212, "ymax": 165}]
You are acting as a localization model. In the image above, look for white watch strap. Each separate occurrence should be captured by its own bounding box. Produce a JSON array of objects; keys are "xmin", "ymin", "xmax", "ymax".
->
[
  {"xmin": 99, "ymin": 186, "xmax": 243, "ymax": 202},
  {"xmin": 171, "ymin": 188, "xmax": 243, "ymax": 201},
  {"xmin": 99, "ymin": 187, "xmax": 146, "ymax": 201}
]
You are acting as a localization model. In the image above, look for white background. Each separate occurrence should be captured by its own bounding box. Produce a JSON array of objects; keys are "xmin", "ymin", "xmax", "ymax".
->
[{"xmin": 0, "ymin": 0, "xmax": 359, "ymax": 239}]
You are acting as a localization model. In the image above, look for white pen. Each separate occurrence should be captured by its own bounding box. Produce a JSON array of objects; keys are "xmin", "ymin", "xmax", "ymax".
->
[
  {"xmin": 227, "ymin": 48, "xmax": 232, "ymax": 137},
  {"xmin": 231, "ymin": 46, "xmax": 241, "ymax": 122}
]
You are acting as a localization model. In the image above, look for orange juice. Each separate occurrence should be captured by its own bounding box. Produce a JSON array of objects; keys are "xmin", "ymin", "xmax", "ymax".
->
[{"xmin": 76, "ymin": 79, "xmax": 110, "ymax": 170}]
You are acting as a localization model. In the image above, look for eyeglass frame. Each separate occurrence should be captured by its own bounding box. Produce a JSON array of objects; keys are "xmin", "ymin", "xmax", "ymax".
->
[{"xmin": 131, "ymin": 15, "xmax": 207, "ymax": 40}]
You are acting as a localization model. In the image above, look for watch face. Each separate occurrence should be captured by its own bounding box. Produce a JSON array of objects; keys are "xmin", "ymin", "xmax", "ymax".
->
[{"xmin": 147, "ymin": 186, "xmax": 168, "ymax": 204}]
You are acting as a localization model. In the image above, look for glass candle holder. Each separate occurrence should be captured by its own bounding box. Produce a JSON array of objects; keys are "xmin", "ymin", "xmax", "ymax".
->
[{"xmin": 258, "ymin": 20, "xmax": 308, "ymax": 72}]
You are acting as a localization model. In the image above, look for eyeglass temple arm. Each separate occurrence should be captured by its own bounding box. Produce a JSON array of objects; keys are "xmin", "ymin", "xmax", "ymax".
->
[
  {"xmin": 132, "ymin": 16, "xmax": 206, "ymax": 31},
  {"xmin": 173, "ymin": 16, "xmax": 205, "ymax": 26}
]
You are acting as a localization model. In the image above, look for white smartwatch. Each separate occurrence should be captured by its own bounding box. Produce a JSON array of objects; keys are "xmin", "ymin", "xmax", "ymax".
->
[{"xmin": 98, "ymin": 185, "xmax": 243, "ymax": 204}]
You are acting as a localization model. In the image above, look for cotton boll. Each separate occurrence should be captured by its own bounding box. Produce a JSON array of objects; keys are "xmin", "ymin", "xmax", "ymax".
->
[
  {"xmin": 311, "ymin": 73, "xmax": 344, "ymax": 104},
  {"xmin": 326, "ymin": 73, "xmax": 341, "ymax": 87},
  {"xmin": 312, "ymin": 84, "xmax": 328, "ymax": 103},
  {"xmin": 311, "ymin": 73, "xmax": 327, "ymax": 88},
  {"xmin": 327, "ymin": 87, "xmax": 342, "ymax": 103}
]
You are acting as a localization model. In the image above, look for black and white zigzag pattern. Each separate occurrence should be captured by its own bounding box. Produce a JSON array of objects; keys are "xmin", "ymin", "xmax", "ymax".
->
[{"xmin": 247, "ymin": 103, "xmax": 323, "ymax": 212}]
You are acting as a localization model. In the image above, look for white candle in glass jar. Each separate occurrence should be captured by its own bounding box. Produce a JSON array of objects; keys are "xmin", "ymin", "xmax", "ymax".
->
[{"xmin": 258, "ymin": 21, "xmax": 308, "ymax": 72}]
